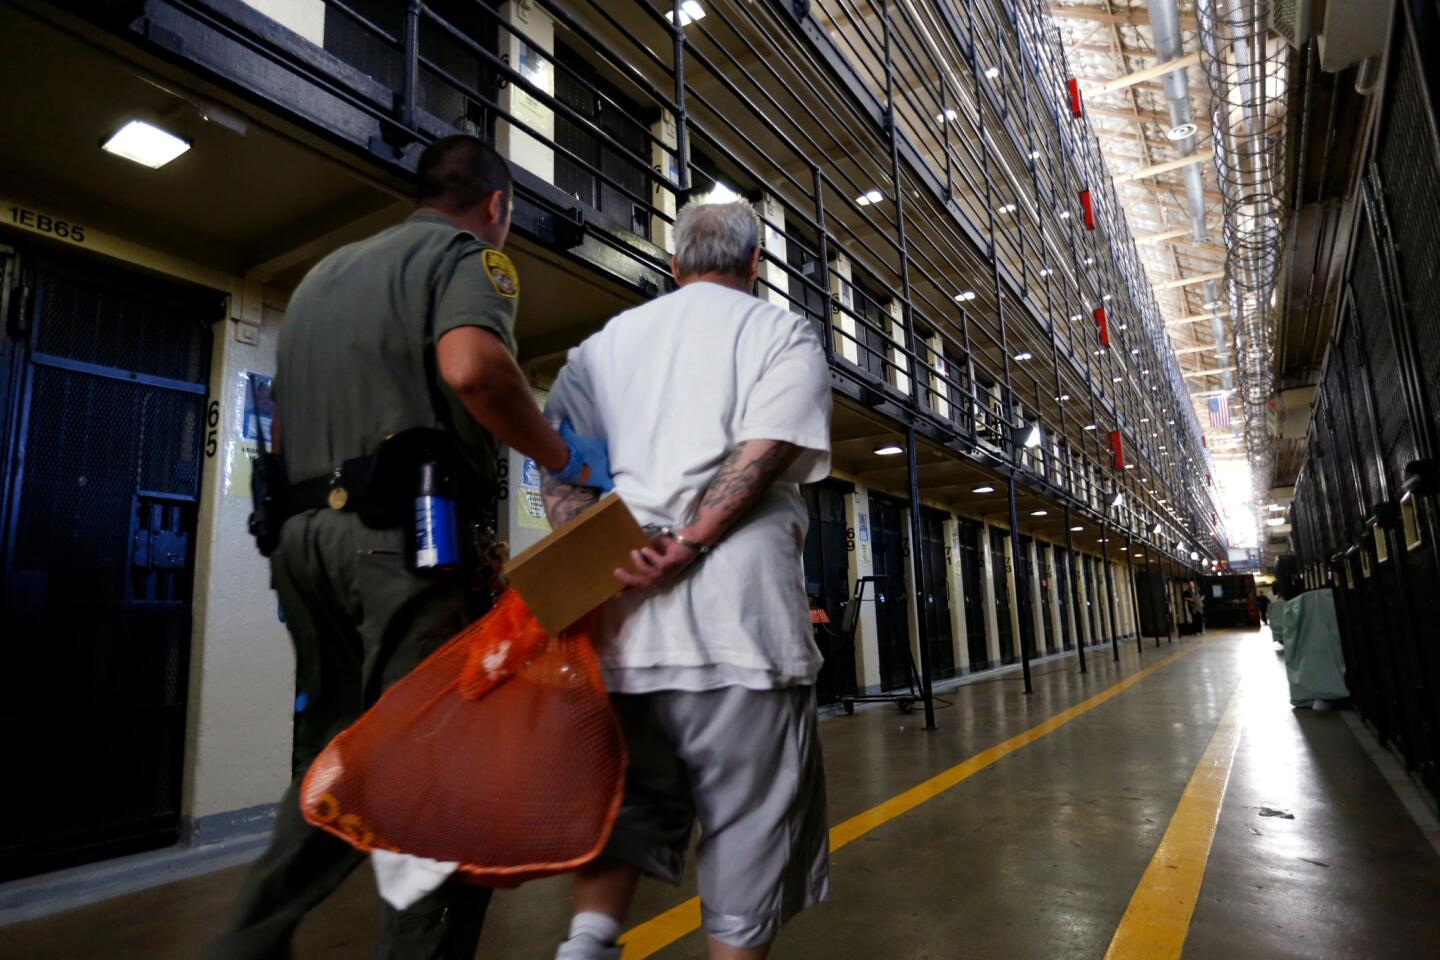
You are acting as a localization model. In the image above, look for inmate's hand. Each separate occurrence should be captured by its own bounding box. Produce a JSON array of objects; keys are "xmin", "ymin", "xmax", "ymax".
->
[
  {"xmin": 552, "ymin": 419, "xmax": 613, "ymax": 491},
  {"xmin": 615, "ymin": 534, "xmax": 699, "ymax": 591}
]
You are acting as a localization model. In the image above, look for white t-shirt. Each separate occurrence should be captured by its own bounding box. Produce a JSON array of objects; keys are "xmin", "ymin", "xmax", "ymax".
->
[{"xmin": 544, "ymin": 281, "xmax": 833, "ymax": 692}]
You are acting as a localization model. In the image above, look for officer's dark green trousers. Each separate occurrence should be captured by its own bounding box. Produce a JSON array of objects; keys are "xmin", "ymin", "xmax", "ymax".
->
[{"xmin": 213, "ymin": 509, "xmax": 491, "ymax": 959}]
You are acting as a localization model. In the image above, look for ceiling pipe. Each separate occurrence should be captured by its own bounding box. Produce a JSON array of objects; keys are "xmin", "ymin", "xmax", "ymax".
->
[
  {"xmin": 1197, "ymin": 0, "xmax": 1292, "ymax": 528},
  {"xmin": 1148, "ymin": 0, "xmax": 1233, "ymax": 395}
]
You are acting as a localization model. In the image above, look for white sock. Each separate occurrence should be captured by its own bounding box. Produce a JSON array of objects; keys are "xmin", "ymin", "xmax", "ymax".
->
[{"xmin": 569, "ymin": 911, "xmax": 622, "ymax": 945}]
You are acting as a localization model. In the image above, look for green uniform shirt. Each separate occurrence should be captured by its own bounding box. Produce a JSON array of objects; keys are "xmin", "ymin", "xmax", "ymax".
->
[{"xmin": 275, "ymin": 209, "xmax": 519, "ymax": 490}]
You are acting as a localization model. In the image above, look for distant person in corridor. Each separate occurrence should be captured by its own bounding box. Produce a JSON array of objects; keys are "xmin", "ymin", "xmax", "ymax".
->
[{"xmin": 541, "ymin": 201, "xmax": 834, "ymax": 960}]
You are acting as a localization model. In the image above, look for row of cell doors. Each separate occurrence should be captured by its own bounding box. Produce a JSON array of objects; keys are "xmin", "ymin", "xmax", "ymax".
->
[
  {"xmin": 0, "ymin": 247, "xmax": 213, "ymax": 879},
  {"xmin": 802, "ymin": 485, "xmax": 1119, "ymax": 700}
]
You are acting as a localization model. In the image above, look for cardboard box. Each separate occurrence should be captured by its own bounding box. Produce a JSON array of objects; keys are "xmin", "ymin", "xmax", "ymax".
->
[{"xmin": 503, "ymin": 493, "xmax": 650, "ymax": 635}]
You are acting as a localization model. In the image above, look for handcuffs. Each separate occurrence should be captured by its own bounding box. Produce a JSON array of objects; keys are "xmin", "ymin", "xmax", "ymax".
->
[{"xmin": 644, "ymin": 524, "xmax": 714, "ymax": 555}]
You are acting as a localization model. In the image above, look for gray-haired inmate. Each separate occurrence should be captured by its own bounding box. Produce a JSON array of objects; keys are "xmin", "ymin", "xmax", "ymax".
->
[{"xmin": 672, "ymin": 201, "xmax": 760, "ymax": 278}]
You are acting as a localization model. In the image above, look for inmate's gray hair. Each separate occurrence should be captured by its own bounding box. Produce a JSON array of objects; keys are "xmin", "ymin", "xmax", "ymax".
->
[{"xmin": 672, "ymin": 201, "xmax": 760, "ymax": 277}]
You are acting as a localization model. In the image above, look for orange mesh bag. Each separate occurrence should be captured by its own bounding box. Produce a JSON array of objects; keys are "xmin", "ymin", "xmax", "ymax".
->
[{"xmin": 299, "ymin": 590, "xmax": 625, "ymax": 886}]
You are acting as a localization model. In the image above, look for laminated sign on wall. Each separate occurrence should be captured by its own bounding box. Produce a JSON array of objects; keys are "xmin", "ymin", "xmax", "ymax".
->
[
  {"xmin": 518, "ymin": 457, "xmax": 551, "ymax": 532},
  {"xmin": 225, "ymin": 371, "xmax": 273, "ymax": 497}
]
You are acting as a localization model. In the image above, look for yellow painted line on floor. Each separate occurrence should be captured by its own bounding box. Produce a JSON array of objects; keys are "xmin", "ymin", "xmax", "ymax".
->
[
  {"xmin": 1103, "ymin": 681, "xmax": 1245, "ymax": 960},
  {"xmin": 619, "ymin": 638, "xmax": 1213, "ymax": 958}
]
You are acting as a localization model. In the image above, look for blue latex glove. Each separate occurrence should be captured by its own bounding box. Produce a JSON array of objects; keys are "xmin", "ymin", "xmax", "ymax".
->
[{"xmin": 552, "ymin": 419, "xmax": 613, "ymax": 491}]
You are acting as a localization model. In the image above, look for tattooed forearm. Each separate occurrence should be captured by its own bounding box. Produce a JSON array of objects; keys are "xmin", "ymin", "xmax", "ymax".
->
[
  {"xmin": 687, "ymin": 440, "xmax": 801, "ymax": 542},
  {"xmin": 542, "ymin": 474, "xmax": 601, "ymax": 528}
]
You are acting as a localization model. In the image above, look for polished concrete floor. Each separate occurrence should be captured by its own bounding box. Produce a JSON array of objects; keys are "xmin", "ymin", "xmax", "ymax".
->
[{"xmin": 3, "ymin": 628, "xmax": 1439, "ymax": 959}]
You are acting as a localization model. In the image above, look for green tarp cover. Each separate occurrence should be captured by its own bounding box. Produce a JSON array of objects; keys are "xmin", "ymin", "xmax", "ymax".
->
[{"xmin": 1271, "ymin": 589, "xmax": 1350, "ymax": 705}]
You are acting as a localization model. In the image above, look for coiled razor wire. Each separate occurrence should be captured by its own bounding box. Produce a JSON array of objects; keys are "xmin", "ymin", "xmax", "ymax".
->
[{"xmin": 1196, "ymin": 0, "xmax": 1291, "ymax": 527}]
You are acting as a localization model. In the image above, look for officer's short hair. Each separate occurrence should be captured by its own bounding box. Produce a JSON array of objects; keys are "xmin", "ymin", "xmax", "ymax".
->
[
  {"xmin": 673, "ymin": 201, "xmax": 760, "ymax": 278},
  {"xmin": 416, "ymin": 135, "xmax": 512, "ymax": 213}
]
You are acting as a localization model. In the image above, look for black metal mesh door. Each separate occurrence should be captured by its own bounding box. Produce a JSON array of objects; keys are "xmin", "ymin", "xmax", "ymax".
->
[
  {"xmin": 956, "ymin": 518, "xmax": 988, "ymax": 668},
  {"xmin": 802, "ymin": 481, "xmax": 856, "ymax": 704},
  {"xmin": 0, "ymin": 256, "xmax": 212, "ymax": 879},
  {"xmin": 869, "ymin": 496, "xmax": 912, "ymax": 691},
  {"xmin": 919, "ymin": 509, "xmax": 955, "ymax": 681},
  {"xmin": 990, "ymin": 527, "xmax": 1014, "ymax": 663}
]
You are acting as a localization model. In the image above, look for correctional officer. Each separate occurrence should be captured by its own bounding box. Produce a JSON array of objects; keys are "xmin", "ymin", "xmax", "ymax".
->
[{"xmin": 214, "ymin": 135, "xmax": 611, "ymax": 959}]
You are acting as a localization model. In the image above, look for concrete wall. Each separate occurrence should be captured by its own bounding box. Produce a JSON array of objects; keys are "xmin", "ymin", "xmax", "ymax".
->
[{"xmin": 184, "ymin": 300, "xmax": 293, "ymax": 826}]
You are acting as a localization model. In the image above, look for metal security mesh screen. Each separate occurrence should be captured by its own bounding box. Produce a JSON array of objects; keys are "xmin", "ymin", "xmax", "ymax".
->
[
  {"xmin": 1351, "ymin": 219, "xmax": 1415, "ymax": 482},
  {"xmin": 33, "ymin": 269, "xmax": 209, "ymax": 383},
  {"xmin": 1, "ymin": 259, "xmax": 211, "ymax": 879},
  {"xmin": 1374, "ymin": 30, "xmax": 1440, "ymax": 435},
  {"xmin": 1339, "ymin": 319, "xmax": 1382, "ymax": 508}
]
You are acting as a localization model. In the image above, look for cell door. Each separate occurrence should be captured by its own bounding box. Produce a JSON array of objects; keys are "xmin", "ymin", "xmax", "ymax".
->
[
  {"xmin": 990, "ymin": 527, "xmax": 1015, "ymax": 663},
  {"xmin": 1053, "ymin": 547, "xmax": 1073, "ymax": 650},
  {"xmin": 1037, "ymin": 544, "xmax": 1056, "ymax": 654},
  {"xmin": 0, "ymin": 253, "xmax": 214, "ymax": 879},
  {"xmin": 869, "ymin": 496, "xmax": 912, "ymax": 691},
  {"xmin": 802, "ymin": 481, "xmax": 857, "ymax": 705},
  {"xmin": 919, "ymin": 508, "xmax": 955, "ymax": 680},
  {"xmin": 956, "ymin": 519, "xmax": 987, "ymax": 669}
]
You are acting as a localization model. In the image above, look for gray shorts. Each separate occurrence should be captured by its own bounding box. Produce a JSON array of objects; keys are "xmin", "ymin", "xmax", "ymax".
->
[{"xmin": 604, "ymin": 685, "xmax": 830, "ymax": 948}]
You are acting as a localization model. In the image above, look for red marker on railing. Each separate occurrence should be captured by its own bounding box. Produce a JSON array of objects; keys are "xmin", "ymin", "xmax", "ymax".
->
[
  {"xmin": 1078, "ymin": 188, "xmax": 1095, "ymax": 229},
  {"xmin": 1067, "ymin": 78, "xmax": 1082, "ymax": 118},
  {"xmin": 1093, "ymin": 306, "xmax": 1109, "ymax": 348}
]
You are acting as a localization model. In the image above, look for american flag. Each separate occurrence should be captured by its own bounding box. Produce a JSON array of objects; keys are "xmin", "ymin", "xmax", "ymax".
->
[{"xmin": 1208, "ymin": 396, "xmax": 1231, "ymax": 428}]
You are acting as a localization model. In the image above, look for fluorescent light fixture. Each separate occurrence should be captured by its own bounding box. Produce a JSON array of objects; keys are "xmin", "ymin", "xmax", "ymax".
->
[
  {"xmin": 1118, "ymin": 323, "xmax": 1128, "ymax": 330},
  {"xmin": 973, "ymin": 485, "xmax": 996, "ymax": 494},
  {"xmin": 1267, "ymin": 503, "xmax": 1286, "ymax": 512},
  {"xmin": 1083, "ymin": 424, "xmax": 1097, "ymax": 430},
  {"xmin": 1140, "ymin": 477, "xmax": 1149, "ymax": 483},
  {"xmin": 873, "ymin": 444, "xmax": 904, "ymax": 456},
  {"xmin": 1140, "ymin": 417, "xmax": 1149, "ymax": 423},
  {"xmin": 936, "ymin": 108, "xmax": 959, "ymax": 122},
  {"xmin": 1031, "ymin": 509, "xmax": 1048, "ymax": 517},
  {"xmin": 955, "ymin": 290, "xmax": 977, "ymax": 302},
  {"xmin": 1071, "ymin": 525, "xmax": 1084, "ymax": 532},
  {"xmin": 1039, "ymin": 267, "xmax": 1053, "ymax": 277},
  {"xmin": 666, "ymin": 0, "xmax": 707, "ymax": 26},
  {"xmin": 1060, "ymin": 210, "xmax": 1071, "ymax": 219},
  {"xmin": 1070, "ymin": 314, "xmax": 1083, "ymax": 322},
  {"xmin": 1102, "ymin": 294, "xmax": 1112, "ymax": 301},
  {"xmin": 1056, "ymin": 393, "xmax": 1070, "ymax": 401},
  {"xmin": 1124, "ymin": 463, "xmax": 1135, "ymax": 470},
  {"xmin": 998, "ymin": 203, "xmax": 1017, "ymax": 214},
  {"xmin": 984, "ymin": 65, "xmax": 1001, "ymax": 79},
  {"xmin": 1112, "ymin": 376, "xmax": 1123, "ymax": 382},
  {"xmin": 1132, "ymin": 348, "xmax": 1140, "ymax": 354},
  {"xmin": 1135, "ymin": 552, "xmax": 1145, "ymax": 557},
  {"xmin": 856, "ymin": 189, "xmax": 884, "ymax": 206},
  {"xmin": 100, "ymin": 119, "xmax": 191, "ymax": 168},
  {"xmin": 1264, "ymin": 517, "xmax": 1285, "ymax": 526},
  {"xmin": 1014, "ymin": 351, "xmax": 1033, "ymax": 361}
]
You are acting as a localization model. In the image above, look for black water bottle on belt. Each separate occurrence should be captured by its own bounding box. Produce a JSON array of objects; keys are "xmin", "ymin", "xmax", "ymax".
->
[{"xmin": 410, "ymin": 460, "xmax": 461, "ymax": 575}]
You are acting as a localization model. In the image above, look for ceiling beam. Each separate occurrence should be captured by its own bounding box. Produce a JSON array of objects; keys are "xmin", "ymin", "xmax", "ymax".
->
[
  {"xmin": 1154, "ymin": 271, "xmax": 1225, "ymax": 290},
  {"xmin": 1113, "ymin": 149, "xmax": 1214, "ymax": 183},
  {"xmin": 1048, "ymin": 4, "xmax": 1197, "ymax": 28},
  {"xmin": 1183, "ymin": 366, "xmax": 1238, "ymax": 378},
  {"xmin": 1166, "ymin": 312, "xmax": 1223, "ymax": 326},
  {"xmin": 1083, "ymin": 51, "xmax": 1203, "ymax": 96}
]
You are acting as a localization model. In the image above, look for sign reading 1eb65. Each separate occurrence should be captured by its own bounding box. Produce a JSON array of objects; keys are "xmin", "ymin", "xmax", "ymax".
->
[{"xmin": 8, "ymin": 206, "xmax": 86, "ymax": 243}]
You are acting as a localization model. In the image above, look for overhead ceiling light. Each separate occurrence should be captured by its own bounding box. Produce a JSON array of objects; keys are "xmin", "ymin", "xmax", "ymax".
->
[
  {"xmin": 856, "ymin": 189, "xmax": 884, "ymax": 206},
  {"xmin": 936, "ymin": 108, "xmax": 959, "ymax": 122},
  {"xmin": 1190, "ymin": 550, "xmax": 1201, "ymax": 560},
  {"xmin": 1030, "ymin": 149, "xmax": 1041, "ymax": 160},
  {"xmin": 666, "ymin": 0, "xmax": 707, "ymax": 25},
  {"xmin": 973, "ymin": 484, "xmax": 996, "ymax": 494},
  {"xmin": 1118, "ymin": 323, "xmax": 1128, "ymax": 330},
  {"xmin": 100, "ymin": 119, "xmax": 191, "ymax": 168},
  {"xmin": 998, "ymin": 203, "xmax": 1018, "ymax": 214},
  {"xmin": 1085, "ymin": 256, "xmax": 1095, "ymax": 264},
  {"xmin": 1083, "ymin": 424, "xmax": 1097, "ymax": 431},
  {"xmin": 1102, "ymin": 294, "xmax": 1112, "ymax": 301},
  {"xmin": 1131, "ymin": 348, "xmax": 1140, "ymax": 355},
  {"xmin": 1140, "ymin": 417, "xmax": 1149, "ymax": 423},
  {"xmin": 1124, "ymin": 463, "xmax": 1135, "ymax": 470},
  {"xmin": 1267, "ymin": 503, "xmax": 1286, "ymax": 512},
  {"xmin": 1039, "ymin": 267, "xmax": 1053, "ymax": 277},
  {"xmin": 873, "ymin": 444, "xmax": 904, "ymax": 456},
  {"xmin": 1264, "ymin": 517, "xmax": 1285, "ymax": 526},
  {"xmin": 1070, "ymin": 314, "xmax": 1083, "ymax": 322},
  {"xmin": 1055, "ymin": 394, "xmax": 1070, "ymax": 401},
  {"xmin": 1112, "ymin": 376, "xmax": 1123, "ymax": 383},
  {"xmin": 1166, "ymin": 122, "xmax": 1198, "ymax": 141},
  {"xmin": 955, "ymin": 290, "xmax": 977, "ymax": 301},
  {"xmin": 984, "ymin": 65, "xmax": 1001, "ymax": 79},
  {"xmin": 1070, "ymin": 525, "xmax": 1084, "ymax": 532},
  {"xmin": 1014, "ymin": 351, "xmax": 1033, "ymax": 360},
  {"xmin": 1135, "ymin": 552, "xmax": 1145, "ymax": 557},
  {"xmin": 1031, "ymin": 509, "xmax": 1048, "ymax": 517},
  {"xmin": 1060, "ymin": 210, "xmax": 1071, "ymax": 219}
]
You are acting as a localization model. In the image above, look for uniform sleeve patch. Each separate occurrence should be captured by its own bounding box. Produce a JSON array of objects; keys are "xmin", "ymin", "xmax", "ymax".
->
[{"xmin": 482, "ymin": 248, "xmax": 520, "ymax": 299}]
